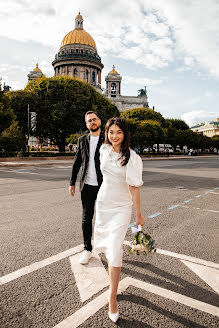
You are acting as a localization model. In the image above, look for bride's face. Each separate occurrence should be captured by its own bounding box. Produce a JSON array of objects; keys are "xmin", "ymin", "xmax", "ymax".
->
[{"xmin": 108, "ymin": 124, "xmax": 124, "ymax": 148}]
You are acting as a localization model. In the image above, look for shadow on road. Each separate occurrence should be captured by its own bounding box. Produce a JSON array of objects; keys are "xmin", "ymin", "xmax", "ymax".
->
[
  {"xmin": 118, "ymin": 294, "xmax": 209, "ymax": 328},
  {"xmin": 123, "ymin": 259, "xmax": 219, "ymax": 308}
]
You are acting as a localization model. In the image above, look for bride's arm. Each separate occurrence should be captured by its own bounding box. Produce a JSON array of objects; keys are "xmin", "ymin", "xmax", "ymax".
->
[{"xmin": 129, "ymin": 186, "xmax": 145, "ymax": 227}]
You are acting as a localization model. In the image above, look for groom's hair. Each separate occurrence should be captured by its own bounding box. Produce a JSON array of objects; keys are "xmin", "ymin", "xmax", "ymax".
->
[{"xmin": 85, "ymin": 111, "xmax": 100, "ymax": 121}]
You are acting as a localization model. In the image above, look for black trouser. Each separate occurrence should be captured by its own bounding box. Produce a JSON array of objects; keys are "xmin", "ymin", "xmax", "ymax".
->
[{"xmin": 81, "ymin": 184, "xmax": 99, "ymax": 251}]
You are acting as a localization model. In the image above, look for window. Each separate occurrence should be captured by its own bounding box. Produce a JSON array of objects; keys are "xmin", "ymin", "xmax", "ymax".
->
[
  {"xmin": 86, "ymin": 69, "xmax": 89, "ymax": 82},
  {"xmin": 76, "ymin": 49, "xmax": 79, "ymax": 54},
  {"xmin": 92, "ymin": 71, "xmax": 95, "ymax": 84},
  {"xmin": 81, "ymin": 49, "xmax": 83, "ymax": 54},
  {"xmin": 74, "ymin": 68, "xmax": 78, "ymax": 77},
  {"xmin": 111, "ymin": 83, "xmax": 116, "ymax": 97}
]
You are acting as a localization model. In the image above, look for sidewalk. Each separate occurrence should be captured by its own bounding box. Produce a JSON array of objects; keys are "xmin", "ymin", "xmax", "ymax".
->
[{"xmin": 0, "ymin": 155, "xmax": 218, "ymax": 168}]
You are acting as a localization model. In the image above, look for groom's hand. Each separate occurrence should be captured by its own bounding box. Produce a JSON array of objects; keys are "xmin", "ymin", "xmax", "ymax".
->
[{"xmin": 69, "ymin": 185, "xmax": 75, "ymax": 197}]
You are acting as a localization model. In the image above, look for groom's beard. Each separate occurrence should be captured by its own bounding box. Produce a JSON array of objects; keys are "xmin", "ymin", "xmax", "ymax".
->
[{"xmin": 90, "ymin": 126, "xmax": 100, "ymax": 132}]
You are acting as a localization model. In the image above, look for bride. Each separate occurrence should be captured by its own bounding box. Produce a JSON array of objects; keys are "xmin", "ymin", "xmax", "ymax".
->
[{"xmin": 94, "ymin": 117, "xmax": 145, "ymax": 322}]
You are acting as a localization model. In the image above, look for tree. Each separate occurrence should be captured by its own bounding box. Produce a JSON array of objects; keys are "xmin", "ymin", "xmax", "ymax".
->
[
  {"xmin": 163, "ymin": 126, "xmax": 178, "ymax": 151},
  {"xmin": 7, "ymin": 90, "xmax": 39, "ymax": 137},
  {"xmin": 0, "ymin": 90, "xmax": 15, "ymax": 134},
  {"xmin": 25, "ymin": 76, "xmax": 119, "ymax": 152},
  {"xmin": 121, "ymin": 107, "xmax": 165, "ymax": 127},
  {"xmin": 126, "ymin": 119, "xmax": 164, "ymax": 153},
  {"xmin": 0, "ymin": 121, "xmax": 26, "ymax": 152},
  {"xmin": 212, "ymin": 135, "xmax": 219, "ymax": 150},
  {"xmin": 66, "ymin": 133, "xmax": 82, "ymax": 144},
  {"xmin": 165, "ymin": 118, "xmax": 189, "ymax": 130}
]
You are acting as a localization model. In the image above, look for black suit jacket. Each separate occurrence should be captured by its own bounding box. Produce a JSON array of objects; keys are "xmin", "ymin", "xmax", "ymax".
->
[{"xmin": 70, "ymin": 132, "xmax": 105, "ymax": 191}]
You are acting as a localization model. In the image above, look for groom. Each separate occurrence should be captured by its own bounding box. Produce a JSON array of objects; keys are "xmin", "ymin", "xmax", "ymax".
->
[{"xmin": 69, "ymin": 111, "xmax": 104, "ymax": 264}]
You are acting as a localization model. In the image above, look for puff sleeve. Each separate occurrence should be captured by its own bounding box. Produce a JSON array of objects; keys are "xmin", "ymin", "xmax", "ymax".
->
[{"xmin": 126, "ymin": 149, "xmax": 143, "ymax": 187}]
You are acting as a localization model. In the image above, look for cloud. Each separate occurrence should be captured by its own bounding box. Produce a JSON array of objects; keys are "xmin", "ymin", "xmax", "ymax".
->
[
  {"xmin": 123, "ymin": 75, "xmax": 162, "ymax": 86},
  {"xmin": 181, "ymin": 110, "xmax": 219, "ymax": 127},
  {"xmin": 147, "ymin": 0, "xmax": 219, "ymax": 78},
  {"xmin": 204, "ymin": 91, "xmax": 214, "ymax": 97},
  {"xmin": 0, "ymin": 36, "xmax": 54, "ymax": 90}
]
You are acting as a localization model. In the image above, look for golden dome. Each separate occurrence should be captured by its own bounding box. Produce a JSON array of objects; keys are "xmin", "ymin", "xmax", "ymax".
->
[
  {"xmin": 33, "ymin": 63, "xmax": 42, "ymax": 72},
  {"xmin": 109, "ymin": 65, "xmax": 119, "ymax": 75},
  {"xmin": 61, "ymin": 29, "xmax": 96, "ymax": 49},
  {"xmin": 76, "ymin": 12, "xmax": 83, "ymax": 19}
]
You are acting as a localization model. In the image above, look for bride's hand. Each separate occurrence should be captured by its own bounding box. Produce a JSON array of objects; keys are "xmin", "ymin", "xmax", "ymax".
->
[{"xmin": 136, "ymin": 213, "xmax": 145, "ymax": 227}]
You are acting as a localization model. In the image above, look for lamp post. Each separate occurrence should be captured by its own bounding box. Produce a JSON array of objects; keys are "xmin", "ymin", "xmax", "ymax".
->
[{"xmin": 27, "ymin": 104, "xmax": 30, "ymax": 157}]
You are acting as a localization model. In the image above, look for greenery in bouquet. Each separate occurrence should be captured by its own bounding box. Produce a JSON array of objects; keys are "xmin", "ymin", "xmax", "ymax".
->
[{"xmin": 129, "ymin": 230, "xmax": 156, "ymax": 255}]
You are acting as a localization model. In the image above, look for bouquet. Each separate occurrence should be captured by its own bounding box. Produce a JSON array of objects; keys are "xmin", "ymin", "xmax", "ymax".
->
[{"xmin": 129, "ymin": 224, "xmax": 156, "ymax": 255}]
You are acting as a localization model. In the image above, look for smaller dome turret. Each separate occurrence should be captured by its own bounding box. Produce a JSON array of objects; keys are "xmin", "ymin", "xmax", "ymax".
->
[
  {"xmin": 109, "ymin": 65, "xmax": 119, "ymax": 75},
  {"xmin": 75, "ymin": 12, "xmax": 83, "ymax": 29},
  {"xmin": 33, "ymin": 63, "xmax": 42, "ymax": 72}
]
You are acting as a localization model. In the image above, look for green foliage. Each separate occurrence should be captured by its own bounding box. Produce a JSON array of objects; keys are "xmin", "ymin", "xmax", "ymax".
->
[
  {"xmin": 212, "ymin": 135, "xmax": 219, "ymax": 149},
  {"xmin": 0, "ymin": 90, "xmax": 15, "ymax": 134},
  {"xmin": 0, "ymin": 121, "xmax": 26, "ymax": 152},
  {"xmin": 176, "ymin": 130, "xmax": 214, "ymax": 150},
  {"xmin": 25, "ymin": 76, "xmax": 119, "ymax": 151},
  {"xmin": 66, "ymin": 133, "xmax": 82, "ymax": 144},
  {"xmin": 126, "ymin": 118, "xmax": 164, "ymax": 153},
  {"xmin": 121, "ymin": 107, "xmax": 165, "ymax": 127},
  {"xmin": 165, "ymin": 118, "xmax": 189, "ymax": 130},
  {"xmin": 7, "ymin": 90, "xmax": 39, "ymax": 136}
]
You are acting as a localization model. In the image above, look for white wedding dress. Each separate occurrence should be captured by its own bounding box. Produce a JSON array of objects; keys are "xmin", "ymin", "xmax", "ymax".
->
[{"xmin": 94, "ymin": 144, "xmax": 143, "ymax": 267}]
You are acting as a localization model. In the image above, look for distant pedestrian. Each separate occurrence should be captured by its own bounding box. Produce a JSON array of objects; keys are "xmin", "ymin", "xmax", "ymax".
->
[{"xmin": 69, "ymin": 111, "xmax": 104, "ymax": 264}]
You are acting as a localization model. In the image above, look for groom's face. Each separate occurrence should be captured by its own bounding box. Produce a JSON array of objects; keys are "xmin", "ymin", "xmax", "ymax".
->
[{"xmin": 85, "ymin": 113, "xmax": 101, "ymax": 132}]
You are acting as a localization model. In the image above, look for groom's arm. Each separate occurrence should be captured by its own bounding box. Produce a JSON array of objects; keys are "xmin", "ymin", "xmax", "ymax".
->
[{"xmin": 70, "ymin": 137, "xmax": 82, "ymax": 187}]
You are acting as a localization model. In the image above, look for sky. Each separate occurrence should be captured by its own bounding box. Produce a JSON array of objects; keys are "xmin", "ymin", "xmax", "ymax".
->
[{"xmin": 0, "ymin": 0, "xmax": 219, "ymax": 127}]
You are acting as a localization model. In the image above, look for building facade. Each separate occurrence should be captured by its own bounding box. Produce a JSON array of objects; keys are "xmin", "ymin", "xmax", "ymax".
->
[
  {"xmin": 27, "ymin": 64, "xmax": 43, "ymax": 82},
  {"xmin": 52, "ymin": 13, "xmax": 103, "ymax": 89},
  {"xmin": 105, "ymin": 65, "xmax": 148, "ymax": 112},
  {"xmin": 27, "ymin": 13, "xmax": 148, "ymax": 112},
  {"xmin": 191, "ymin": 118, "xmax": 219, "ymax": 137}
]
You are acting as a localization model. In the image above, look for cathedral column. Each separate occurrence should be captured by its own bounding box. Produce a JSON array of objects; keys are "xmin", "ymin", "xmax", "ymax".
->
[{"xmin": 98, "ymin": 70, "xmax": 101, "ymax": 85}]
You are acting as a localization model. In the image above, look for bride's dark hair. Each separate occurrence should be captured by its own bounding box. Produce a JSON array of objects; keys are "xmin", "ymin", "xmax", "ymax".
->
[{"xmin": 105, "ymin": 117, "xmax": 130, "ymax": 166}]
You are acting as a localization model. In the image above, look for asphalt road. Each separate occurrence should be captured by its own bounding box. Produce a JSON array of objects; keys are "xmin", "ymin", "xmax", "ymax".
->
[{"xmin": 0, "ymin": 157, "xmax": 219, "ymax": 328}]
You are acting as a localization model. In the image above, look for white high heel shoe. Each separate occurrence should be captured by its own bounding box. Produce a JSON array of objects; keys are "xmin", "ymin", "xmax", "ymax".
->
[{"xmin": 108, "ymin": 311, "xmax": 119, "ymax": 322}]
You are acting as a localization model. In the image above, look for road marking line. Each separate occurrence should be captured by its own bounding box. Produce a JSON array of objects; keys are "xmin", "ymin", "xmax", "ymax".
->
[
  {"xmin": 156, "ymin": 249, "xmax": 219, "ymax": 269},
  {"xmin": 181, "ymin": 260, "xmax": 219, "ymax": 294},
  {"xmin": 53, "ymin": 277, "xmax": 219, "ymax": 327},
  {"xmin": 148, "ymin": 212, "xmax": 162, "ymax": 219},
  {"xmin": 168, "ymin": 204, "xmax": 179, "ymax": 210},
  {"xmin": 2, "ymin": 241, "xmax": 218, "ymax": 287},
  {"xmin": 184, "ymin": 199, "xmax": 193, "ymax": 203},
  {"xmin": 123, "ymin": 241, "xmax": 219, "ymax": 269},
  {"xmin": 0, "ymin": 244, "xmax": 83, "ymax": 285},
  {"xmin": 69, "ymin": 251, "xmax": 109, "ymax": 303},
  {"xmin": 195, "ymin": 194, "xmax": 202, "ymax": 198},
  {"xmin": 180, "ymin": 206, "xmax": 219, "ymax": 213},
  {"xmin": 207, "ymin": 209, "xmax": 219, "ymax": 213}
]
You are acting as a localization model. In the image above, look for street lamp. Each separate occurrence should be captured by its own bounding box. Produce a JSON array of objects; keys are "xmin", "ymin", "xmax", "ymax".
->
[{"xmin": 27, "ymin": 104, "xmax": 30, "ymax": 156}]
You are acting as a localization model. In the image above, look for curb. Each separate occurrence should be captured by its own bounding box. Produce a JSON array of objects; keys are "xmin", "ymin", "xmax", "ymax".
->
[{"xmin": 0, "ymin": 155, "xmax": 218, "ymax": 168}]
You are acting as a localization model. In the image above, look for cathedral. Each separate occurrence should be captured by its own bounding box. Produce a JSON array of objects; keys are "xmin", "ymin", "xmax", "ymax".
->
[{"xmin": 28, "ymin": 12, "xmax": 148, "ymax": 112}]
